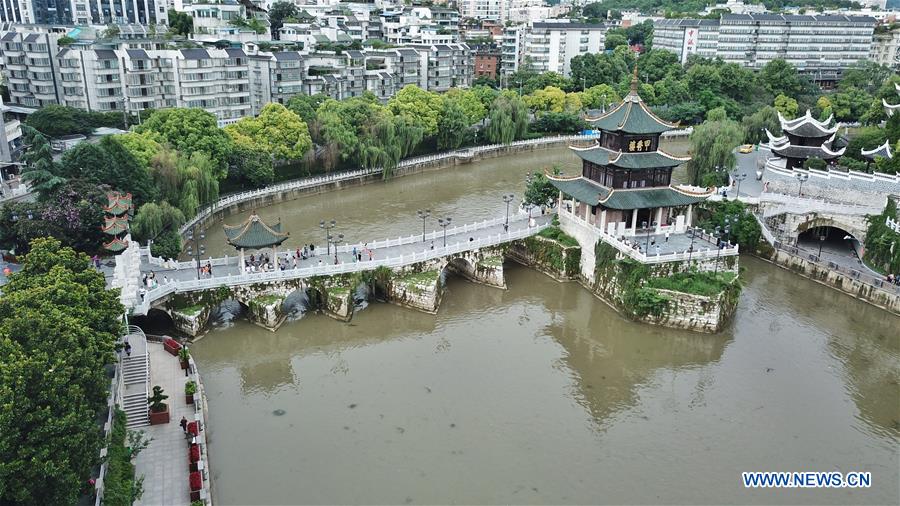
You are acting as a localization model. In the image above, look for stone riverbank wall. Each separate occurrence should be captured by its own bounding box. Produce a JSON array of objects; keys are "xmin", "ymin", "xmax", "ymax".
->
[{"xmin": 755, "ymin": 245, "xmax": 900, "ymax": 316}]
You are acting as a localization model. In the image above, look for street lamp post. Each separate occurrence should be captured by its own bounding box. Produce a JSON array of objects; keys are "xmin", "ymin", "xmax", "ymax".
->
[
  {"xmin": 502, "ymin": 194, "xmax": 515, "ymax": 231},
  {"xmin": 185, "ymin": 224, "xmax": 206, "ymax": 280},
  {"xmin": 329, "ymin": 233, "xmax": 344, "ymax": 264},
  {"xmin": 416, "ymin": 209, "xmax": 431, "ymax": 242},
  {"xmin": 732, "ymin": 172, "xmax": 747, "ymax": 197},
  {"xmin": 687, "ymin": 227, "xmax": 696, "ymax": 264},
  {"xmin": 438, "ymin": 217, "xmax": 452, "ymax": 247},
  {"xmin": 795, "ymin": 173, "xmax": 809, "ymax": 197},
  {"xmin": 524, "ymin": 203, "xmax": 536, "ymax": 224},
  {"xmin": 642, "ymin": 220, "xmax": 651, "ymax": 253},
  {"xmin": 320, "ymin": 219, "xmax": 336, "ymax": 255}
]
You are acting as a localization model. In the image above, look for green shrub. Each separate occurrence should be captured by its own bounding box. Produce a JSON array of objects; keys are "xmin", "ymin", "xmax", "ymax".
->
[
  {"xmin": 103, "ymin": 409, "xmax": 139, "ymax": 506},
  {"xmin": 646, "ymin": 271, "xmax": 737, "ymax": 297}
]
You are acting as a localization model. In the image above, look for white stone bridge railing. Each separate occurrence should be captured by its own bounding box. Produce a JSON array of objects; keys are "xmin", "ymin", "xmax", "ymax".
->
[
  {"xmin": 132, "ymin": 221, "xmax": 549, "ymax": 315},
  {"xmin": 147, "ymin": 213, "xmax": 533, "ymax": 269},
  {"xmin": 759, "ymin": 192, "xmax": 884, "ymax": 218}
]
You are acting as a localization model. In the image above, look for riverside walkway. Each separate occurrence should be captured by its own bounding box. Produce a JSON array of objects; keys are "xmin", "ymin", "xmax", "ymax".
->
[{"xmin": 115, "ymin": 213, "xmax": 553, "ymax": 315}]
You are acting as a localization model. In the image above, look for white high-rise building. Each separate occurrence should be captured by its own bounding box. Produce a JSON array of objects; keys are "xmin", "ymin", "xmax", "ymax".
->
[
  {"xmin": 522, "ymin": 21, "xmax": 606, "ymax": 77},
  {"xmin": 654, "ymin": 13, "xmax": 875, "ymax": 82}
]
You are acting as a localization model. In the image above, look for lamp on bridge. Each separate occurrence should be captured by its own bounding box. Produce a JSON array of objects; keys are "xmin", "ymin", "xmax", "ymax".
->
[
  {"xmin": 502, "ymin": 194, "xmax": 514, "ymax": 231},
  {"xmin": 416, "ymin": 209, "xmax": 431, "ymax": 242},
  {"xmin": 328, "ymin": 233, "xmax": 344, "ymax": 264},
  {"xmin": 438, "ymin": 217, "xmax": 452, "ymax": 247},
  {"xmin": 224, "ymin": 213, "xmax": 290, "ymax": 273},
  {"xmin": 186, "ymin": 225, "xmax": 206, "ymax": 281},
  {"xmin": 320, "ymin": 219, "xmax": 337, "ymax": 255}
]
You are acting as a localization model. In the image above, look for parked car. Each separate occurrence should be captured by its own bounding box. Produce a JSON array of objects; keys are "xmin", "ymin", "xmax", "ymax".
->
[{"xmin": 739, "ymin": 144, "xmax": 754, "ymax": 154}]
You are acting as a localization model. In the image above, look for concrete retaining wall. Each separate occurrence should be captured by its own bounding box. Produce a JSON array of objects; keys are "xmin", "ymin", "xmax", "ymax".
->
[{"xmin": 758, "ymin": 248, "xmax": 900, "ymax": 316}]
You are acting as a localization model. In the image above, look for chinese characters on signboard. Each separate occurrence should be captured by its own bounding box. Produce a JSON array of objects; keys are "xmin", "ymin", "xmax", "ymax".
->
[{"xmin": 627, "ymin": 139, "xmax": 652, "ymax": 152}]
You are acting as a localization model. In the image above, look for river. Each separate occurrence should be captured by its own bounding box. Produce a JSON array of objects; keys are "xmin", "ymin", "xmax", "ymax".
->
[{"xmin": 178, "ymin": 142, "xmax": 899, "ymax": 505}]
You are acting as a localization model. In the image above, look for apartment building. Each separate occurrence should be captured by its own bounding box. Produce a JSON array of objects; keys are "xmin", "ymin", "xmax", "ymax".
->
[
  {"xmin": 872, "ymin": 25, "xmax": 900, "ymax": 70},
  {"xmin": 500, "ymin": 23, "xmax": 523, "ymax": 75},
  {"xmin": 458, "ymin": 0, "xmax": 507, "ymax": 23},
  {"xmin": 652, "ymin": 18, "xmax": 719, "ymax": 64},
  {"xmin": 0, "ymin": 0, "xmax": 170, "ymax": 25},
  {"xmin": 0, "ymin": 30, "xmax": 473, "ymax": 124},
  {"xmin": 522, "ymin": 22, "xmax": 606, "ymax": 77},
  {"xmin": 654, "ymin": 14, "xmax": 876, "ymax": 82}
]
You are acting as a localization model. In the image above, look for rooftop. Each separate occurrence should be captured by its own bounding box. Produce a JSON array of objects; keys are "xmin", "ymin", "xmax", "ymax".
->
[{"xmin": 223, "ymin": 213, "xmax": 289, "ymax": 250}]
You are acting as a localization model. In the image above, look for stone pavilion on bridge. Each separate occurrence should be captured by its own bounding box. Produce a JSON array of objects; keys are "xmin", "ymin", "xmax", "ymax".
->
[{"xmin": 224, "ymin": 213, "xmax": 290, "ymax": 270}]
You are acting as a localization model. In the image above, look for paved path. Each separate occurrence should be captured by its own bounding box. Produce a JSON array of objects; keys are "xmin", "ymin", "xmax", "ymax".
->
[{"xmin": 134, "ymin": 343, "xmax": 193, "ymax": 506}]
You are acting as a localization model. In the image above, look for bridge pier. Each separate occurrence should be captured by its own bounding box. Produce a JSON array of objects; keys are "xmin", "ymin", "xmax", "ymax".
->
[
  {"xmin": 170, "ymin": 305, "xmax": 212, "ymax": 338},
  {"xmin": 246, "ymin": 295, "xmax": 288, "ymax": 331},
  {"xmin": 385, "ymin": 262, "xmax": 444, "ymax": 314}
]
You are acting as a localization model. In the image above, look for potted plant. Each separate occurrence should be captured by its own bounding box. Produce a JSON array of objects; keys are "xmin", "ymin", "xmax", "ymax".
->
[
  {"xmin": 189, "ymin": 471, "xmax": 202, "ymax": 501},
  {"xmin": 187, "ymin": 421, "xmax": 199, "ymax": 437},
  {"xmin": 164, "ymin": 337, "xmax": 182, "ymax": 356},
  {"xmin": 185, "ymin": 381, "xmax": 197, "ymax": 404},
  {"xmin": 147, "ymin": 385, "xmax": 170, "ymax": 425},
  {"xmin": 178, "ymin": 346, "xmax": 191, "ymax": 370},
  {"xmin": 190, "ymin": 443, "xmax": 201, "ymax": 463}
]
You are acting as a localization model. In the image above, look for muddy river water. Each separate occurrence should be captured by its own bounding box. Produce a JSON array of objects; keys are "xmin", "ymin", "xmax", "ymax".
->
[{"xmin": 181, "ymin": 142, "xmax": 898, "ymax": 505}]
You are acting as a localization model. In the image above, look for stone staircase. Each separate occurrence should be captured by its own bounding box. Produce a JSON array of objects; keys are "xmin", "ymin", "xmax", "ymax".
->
[{"xmin": 121, "ymin": 327, "xmax": 150, "ymax": 428}]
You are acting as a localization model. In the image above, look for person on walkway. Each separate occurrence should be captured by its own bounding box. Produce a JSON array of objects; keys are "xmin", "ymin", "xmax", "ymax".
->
[
  {"xmin": 318, "ymin": 259, "xmax": 323, "ymax": 267},
  {"xmin": 293, "ymin": 257, "xmax": 298, "ymax": 268},
  {"xmin": 163, "ymin": 275, "xmax": 169, "ymax": 285},
  {"xmin": 664, "ymin": 231, "xmax": 670, "ymax": 243},
  {"xmin": 206, "ymin": 262, "xmax": 212, "ymax": 276},
  {"xmin": 430, "ymin": 241, "xmax": 434, "ymax": 250},
  {"xmin": 357, "ymin": 252, "xmax": 362, "ymax": 262},
  {"xmin": 310, "ymin": 244, "xmax": 316, "ymax": 256},
  {"xmin": 124, "ymin": 340, "xmax": 132, "ymax": 357},
  {"xmin": 352, "ymin": 246, "xmax": 357, "ymax": 260},
  {"xmin": 139, "ymin": 287, "xmax": 146, "ymax": 301},
  {"xmin": 180, "ymin": 416, "xmax": 188, "ymax": 434}
]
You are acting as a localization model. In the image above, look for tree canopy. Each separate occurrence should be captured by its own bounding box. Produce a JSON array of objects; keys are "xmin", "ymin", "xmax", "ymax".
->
[
  {"xmin": 0, "ymin": 237, "xmax": 123, "ymax": 505},
  {"xmin": 225, "ymin": 103, "xmax": 312, "ymax": 161},
  {"xmin": 136, "ymin": 108, "xmax": 233, "ymax": 178}
]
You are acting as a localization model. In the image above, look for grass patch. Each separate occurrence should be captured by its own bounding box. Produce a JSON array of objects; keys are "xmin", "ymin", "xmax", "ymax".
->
[
  {"xmin": 646, "ymin": 271, "xmax": 737, "ymax": 297},
  {"xmin": 537, "ymin": 226, "xmax": 579, "ymax": 248},
  {"xmin": 254, "ymin": 294, "xmax": 283, "ymax": 305},
  {"xmin": 397, "ymin": 269, "xmax": 440, "ymax": 286},
  {"xmin": 480, "ymin": 256, "xmax": 503, "ymax": 268},
  {"xmin": 175, "ymin": 304, "xmax": 204, "ymax": 316},
  {"xmin": 326, "ymin": 286, "xmax": 350, "ymax": 296}
]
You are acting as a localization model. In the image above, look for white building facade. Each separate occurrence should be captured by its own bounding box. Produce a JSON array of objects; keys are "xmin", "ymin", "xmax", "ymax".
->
[
  {"xmin": 654, "ymin": 13, "xmax": 876, "ymax": 81},
  {"xmin": 522, "ymin": 21, "xmax": 606, "ymax": 77}
]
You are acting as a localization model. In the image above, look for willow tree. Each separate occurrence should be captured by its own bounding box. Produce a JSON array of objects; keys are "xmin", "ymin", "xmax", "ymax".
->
[
  {"xmin": 436, "ymin": 99, "xmax": 470, "ymax": 151},
  {"xmin": 687, "ymin": 117, "xmax": 743, "ymax": 187},
  {"xmin": 485, "ymin": 95, "xmax": 529, "ymax": 145}
]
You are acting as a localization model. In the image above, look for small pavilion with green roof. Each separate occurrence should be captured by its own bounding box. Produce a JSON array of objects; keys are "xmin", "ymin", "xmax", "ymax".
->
[
  {"xmin": 549, "ymin": 70, "xmax": 712, "ymax": 237},
  {"xmin": 102, "ymin": 192, "xmax": 133, "ymax": 254},
  {"xmin": 224, "ymin": 213, "xmax": 290, "ymax": 269}
]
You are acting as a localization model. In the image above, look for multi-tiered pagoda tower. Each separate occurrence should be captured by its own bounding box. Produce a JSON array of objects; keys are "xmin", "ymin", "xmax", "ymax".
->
[
  {"xmin": 102, "ymin": 192, "xmax": 133, "ymax": 254},
  {"xmin": 765, "ymin": 110, "xmax": 846, "ymax": 170},
  {"xmin": 548, "ymin": 71, "xmax": 710, "ymax": 237}
]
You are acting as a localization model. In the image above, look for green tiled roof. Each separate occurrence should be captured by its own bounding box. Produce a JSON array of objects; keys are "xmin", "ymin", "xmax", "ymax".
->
[
  {"xmin": 550, "ymin": 177, "xmax": 709, "ymax": 209},
  {"xmin": 571, "ymin": 146, "xmax": 689, "ymax": 170},
  {"xmin": 549, "ymin": 177, "xmax": 610, "ymax": 205},
  {"xmin": 601, "ymin": 187, "xmax": 708, "ymax": 210},
  {"xmin": 224, "ymin": 214, "xmax": 289, "ymax": 249},
  {"xmin": 585, "ymin": 93, "xmax": 678, "ymax": 135},
  {"xmin": 103, "ymin": 237, "xmax": 128, "ymax": 252},
  {"xmin": 101, "ymin": 216, "xmax": 129, "ymax": 236}
]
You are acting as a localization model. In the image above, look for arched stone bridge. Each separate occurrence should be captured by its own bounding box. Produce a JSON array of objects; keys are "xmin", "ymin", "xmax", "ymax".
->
[
  {"xmin": 757, "ymin": 192, "xmax": 880, "ymax": 243},
  {"xmin": 112, "ymin": 214, "xmax": 553, "ymax": 335}
]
